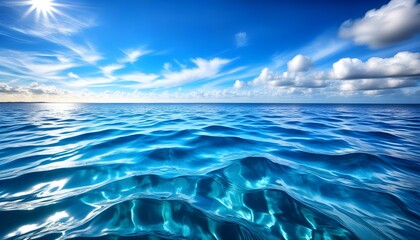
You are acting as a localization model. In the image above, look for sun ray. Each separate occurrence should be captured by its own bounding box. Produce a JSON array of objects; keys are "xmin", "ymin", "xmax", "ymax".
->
[{"xmin": 20, "ymin": 0, "xmax": 63, "ymax": 22}]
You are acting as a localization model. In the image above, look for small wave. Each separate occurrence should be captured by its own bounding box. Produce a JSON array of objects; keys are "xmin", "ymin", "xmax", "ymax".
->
[{"xmin": 0, "ymin": 103, "xmax": 419, "ymax": 239}]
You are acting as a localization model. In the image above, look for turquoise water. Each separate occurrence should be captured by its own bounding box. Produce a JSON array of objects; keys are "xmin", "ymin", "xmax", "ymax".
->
[{"xmin": 0, "ymin": 103, "xmax": 419, "ymax": 239}]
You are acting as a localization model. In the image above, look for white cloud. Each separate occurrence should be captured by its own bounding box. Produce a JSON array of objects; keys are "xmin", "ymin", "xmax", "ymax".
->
[
  {"xmin": 250, "ymin": 68, "xmax": 280, "ymax": 87},
  {"xmin": 331, "ymin": 51, "xmax": 420, "ymax": 79},
  {"xmin": 140, "ymin": 58, "xmax": 231, "ymax": 89},
  {"xmin": 248, "ymin": 51, "xmax": 420, "ymax": 95},
  {"xmin": 100, "ymin": 64, "xmax": 124, "ymax": 76},
  {"xmin": 9, "ymin": 25, "xmax": 102, "ymax": 65},
  {"xmin": 3, "ymin": 2, "xmax": 102, "ymax": 64},
  {"xmin": 0, "ymin": 82, "xmax": 18, "ymax": 93},
  {"xmin": 0, "ymin": 82, "xmax": 66, "ymax": 95},
  {"xmin": 27, "ymin": 82, "xmax": 62, "ymax": 95},
  {"xmin": 287, "ymin": 55, "xmax": 312, "ymax": 72},
  {"xmin": 120, "ymin": 49, "xmax": 151, "ymax": 63},
  {"xmin": 5, "ymin": 2, "xmax": 95, "ymax": 37},
  {"xmin": 118, "ymin": 72, "xmax": 159, "ymax": 84},
  {"xmin": 249, "ymin": 54, "xmax": 325, "ymax": 89},
  {"xmin": 0, "ymin": 50, "xmax": 77, "ymax": 79},
  {"xmin": 339, "ymin": 79, "xmax": 417, "ymax": 91},
  {"xmin": 163, "ymin": 62, "xmax": 171, "ymax": 72},
  {"xmin": 233, "ymin": 80, "xmax": 246, "ymax": 89},
  {"xmin": 1, "ymin": 80, "xmax": 418, "ymax": 103},
  {"xmin": 60, "ymin": 39, "xmax": 102, "ymax": 64},
  {"xmin": 270, "ymin": 34, "xmax": 350, "ymax": 71},
  {"xmin": 250, "ymin": 67, "xmax": 326, "ymax": 88},
  {"xmin": 235, "ymin": 32, "xmax": 248, "ymax": 47},
  {"xmin": 69, "ymin": 72, "xmax": 159, "ymax": 88},
  {"xmin": 174, "ymin": 59, "xmax": 187, "ymax": 69},
  {"xmin": 68, "ymin": 58, "xmax": 231, "ymax": 89},
  {"xmin": 67, "ymin": 72, "xmax": 79, "ymax": 79},
  {"xmin": 339, "ymin": 0, "xmax": 420, "ymax": 48}
]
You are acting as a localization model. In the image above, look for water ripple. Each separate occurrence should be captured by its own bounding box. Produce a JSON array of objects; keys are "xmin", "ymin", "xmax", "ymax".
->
[{"xmin": 0, "ymin": 103, "xmax": 419, "ymax": 239}]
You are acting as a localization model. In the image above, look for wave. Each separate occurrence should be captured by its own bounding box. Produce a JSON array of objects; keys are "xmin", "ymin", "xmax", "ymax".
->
[{"xmin": 0, "ymin": 103, "xmax": 419, "ymax": 239}]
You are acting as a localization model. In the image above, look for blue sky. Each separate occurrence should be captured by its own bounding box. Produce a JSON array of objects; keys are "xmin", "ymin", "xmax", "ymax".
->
[{"xmin": 0, "ymin": 0, "xmax": 419, "ymax": 103}]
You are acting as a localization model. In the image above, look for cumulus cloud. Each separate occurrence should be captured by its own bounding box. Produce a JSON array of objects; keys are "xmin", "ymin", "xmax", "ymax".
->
[
  {"xmin": 233, "ymin": 80, "xmax": 246, "ymax": 89},
  {"xmin": 339, "ymin": 0, "xmax": 420, "ymax": 48},
  {"xmin": 27, "ymin": 83, "xmax": 62, "ymax": 95},
  {"xmin": 0, "ymin": 82, "xmax": 19, "ymax": 93},
  {"xmin": 0, "ymin": 82, "xmax": 67, "ymax": 95},
  {"xmin": 231, "ymin": 52, "xmax": 419, "ymax": 95},
  {"xmin": 339, "ymin": 79, "xmax": 417, "ymax": 91},
  {"xmin": 287, "ymin": 55, "xmax": 312, "ymax": 72},
  {"xmin": 331, "ymin": 51, "xmax": 420, "ymax": 79},
  {"xmin": 249, "ymin": 54, "xmax": 324, "ymax": 89},
  {"xmin": 235, "ymin": 32, "xmax": 248, "ymax": 47},
  {"xmin": 250, "ymin": 67, "xmax": 326, "ymax": 88}
]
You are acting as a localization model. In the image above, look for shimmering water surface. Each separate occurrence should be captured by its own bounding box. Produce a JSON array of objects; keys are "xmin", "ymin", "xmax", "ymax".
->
[{"xmin": 0, "ymin": 103, "xmax": 419, "ymax": 240}]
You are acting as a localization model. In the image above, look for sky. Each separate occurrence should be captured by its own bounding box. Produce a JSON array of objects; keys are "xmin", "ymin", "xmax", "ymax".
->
[{"xmin": 0, "ymin": 0, "xmax": 419, "ymax": 103}]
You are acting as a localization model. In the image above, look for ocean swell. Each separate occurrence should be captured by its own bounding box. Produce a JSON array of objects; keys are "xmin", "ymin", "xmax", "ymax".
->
[{"xmin": 0, "ymin": 103, "xmax": 419, "ymax": 239}]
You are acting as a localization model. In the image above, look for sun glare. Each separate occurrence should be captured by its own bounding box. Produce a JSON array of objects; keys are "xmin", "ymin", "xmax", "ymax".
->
[{"xmin": 24, "ymin": 0, "xmax": 60, "ymax": 21}]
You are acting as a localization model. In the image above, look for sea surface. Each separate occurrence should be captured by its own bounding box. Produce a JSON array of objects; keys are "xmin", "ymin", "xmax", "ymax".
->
[{"xmin": 0, "ymin": 103, "xmax": 419, "ymax": 240}]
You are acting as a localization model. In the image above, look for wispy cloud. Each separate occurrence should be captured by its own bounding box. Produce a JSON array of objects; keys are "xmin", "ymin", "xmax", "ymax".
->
[
  {"xmin": 271, "ymin": 34, "xmax": 350, "ymax": 70},
  {"xmin": 109, "ymin": 58, "xmax": 232, "ymax": 89},
  {"xmin": 100, "ymin": 64, "xmax": 124, "ymax": 76},
  {"xmin": 67, "ymin": 58, "xmax": 231, "ymax": 89},
  {"xmin": 152, "ymin": 58, "xmax": 232, "ymax": 89},
  {"xmin": 120, "ymin": 48, "xmax": 152, "ymax": 63},
  {"xmin": 117, "ymin": 72, "xmax": 160, "ymax": 84},
  {"xmin": 235, "ymin": 32, "xmax": 248, "ymax": 48},
  {"xmin": 69, "ymin": 76, "xmax": 115, "ymax": 88},
  {"xmin": 0, "ymin": 49, "xmax": 78, "ymax": 80},
  {"xmin": 3, "ymin": 1, "xmax": 102, "ymax": 64},
  {"xmin": 308, "ymin": 40, "xmax": 349, "ymax": 62},
  {"xmin": 58, "ymin": 39, "xmax": 102, "ymax": 64}
]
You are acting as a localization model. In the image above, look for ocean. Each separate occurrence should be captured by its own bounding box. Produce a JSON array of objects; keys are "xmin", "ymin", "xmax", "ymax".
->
[{"xmin": 0, "ymin": 103, "xmax": 419, "ymax": 239}]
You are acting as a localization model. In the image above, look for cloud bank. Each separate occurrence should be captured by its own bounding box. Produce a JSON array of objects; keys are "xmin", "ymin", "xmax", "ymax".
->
[
  {"xmin": 339, "ymin": 79, "xmax": 417, "ymax": 91},
  {"xmin": 331, "ymin": 51, "xmax": 420, "ymax": 79}
]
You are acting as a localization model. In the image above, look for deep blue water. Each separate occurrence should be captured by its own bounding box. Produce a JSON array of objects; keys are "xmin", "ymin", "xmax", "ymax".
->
[{"xmin": 0, "ymin": 103, "xmax": 419, "ymax": 240}]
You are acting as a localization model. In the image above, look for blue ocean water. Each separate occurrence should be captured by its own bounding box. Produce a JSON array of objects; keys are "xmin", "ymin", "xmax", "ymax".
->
[{"xmin": 0, "ymin": 103, "xmax": 419, "ymax": 240}]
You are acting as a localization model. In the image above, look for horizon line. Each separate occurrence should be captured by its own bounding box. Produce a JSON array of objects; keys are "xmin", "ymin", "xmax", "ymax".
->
[{"xmin": 1, "ymin": 101, "xmax": 419, "ymax": 105}]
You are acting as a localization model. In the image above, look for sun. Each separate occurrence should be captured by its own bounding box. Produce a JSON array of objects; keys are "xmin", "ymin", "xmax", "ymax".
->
[{"xmin": 23, "ymin": 0, "xmax": 61, "ymax": 21}]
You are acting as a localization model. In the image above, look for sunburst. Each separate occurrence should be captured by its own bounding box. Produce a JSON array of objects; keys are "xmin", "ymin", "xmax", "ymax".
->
[{"xmin": 22, "ymin": 0, "xmax": 62, "ymax": 21}]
